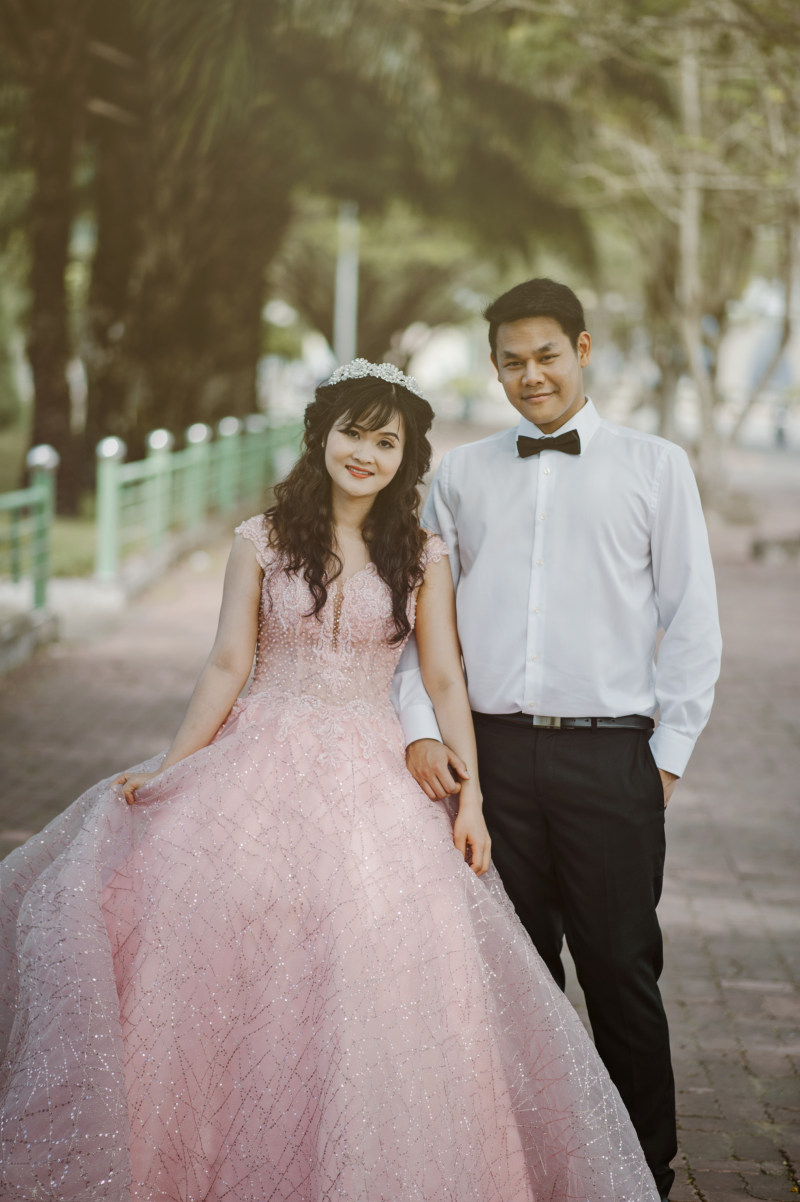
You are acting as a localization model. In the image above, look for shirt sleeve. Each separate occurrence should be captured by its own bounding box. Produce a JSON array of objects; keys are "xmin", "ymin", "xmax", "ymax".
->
[
  {"xmin": 391, "ymin": 635, "xmax": 443, "ymax": 745},
  {"xmin": 389, "ymin": 457, "xmax": 460, "ymax": 746},
  {"xmin": 648, "ymin": 447, "xmax": 722, "ymax": 777}
]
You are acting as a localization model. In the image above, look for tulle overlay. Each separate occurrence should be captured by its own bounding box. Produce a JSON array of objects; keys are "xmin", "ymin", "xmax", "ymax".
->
[{"xmin": 0, "ymin": 516, "xmax": 658, "ymax": 1201}]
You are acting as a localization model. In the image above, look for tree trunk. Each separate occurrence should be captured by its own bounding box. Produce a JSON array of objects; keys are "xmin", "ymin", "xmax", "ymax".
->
[
  {"xmin": 27, "ymin": 5, "xmax": 91, "ymax": 512},
  {"xmin": 727, "ymin": 209, "xmax": 795, "ymax": 446},
  {"xmin": 639, "ymin": 222, "xmax": 682, "ymax": 441},
  {"xmin": 192, "ymin": 135, "xmax": 292, "ymax": 426},
  {"xmin": 653, "ymin": 356, "xmax": 681, "ymax": 442},
  {"xmin": 677, "ymin": 37, "xmax": 724, "ymax": 501},
  {"xmin": 130, "ymin": 86, "xmax": 293, "ymax": 441},
  {"xmin": 82, "ymin": 0, "xmax": 144, "ymax": 478},
  {"xmin": 82, "ymin": 116, "xmax": 142, "ymax": 466}
]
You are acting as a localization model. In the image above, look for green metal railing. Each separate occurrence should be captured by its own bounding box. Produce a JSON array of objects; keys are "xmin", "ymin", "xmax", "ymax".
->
[
  {"xmin": 0, "ymin": 446, "xmax": 60, "ymax": 611},
  {"xmin": 0, "ymin": 416, "xmax": 301, "ymax": 616},
  {"xmin": 95, "ymin": 415, "xmax": 302, "ymax": 582}
]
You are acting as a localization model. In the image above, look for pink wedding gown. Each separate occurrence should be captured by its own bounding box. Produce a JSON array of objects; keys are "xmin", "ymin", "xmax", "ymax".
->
[{"xmin": 0, "ymin": 516, "xmax": 658, "ymax": 1201}]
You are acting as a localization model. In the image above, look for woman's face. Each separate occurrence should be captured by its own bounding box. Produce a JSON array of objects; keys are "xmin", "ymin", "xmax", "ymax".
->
[{"xmin": 324, "ymin": 410, "xmax": 406, "ymax": 501}]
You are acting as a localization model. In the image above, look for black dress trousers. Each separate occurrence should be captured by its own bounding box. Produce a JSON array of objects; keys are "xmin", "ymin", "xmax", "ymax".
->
[{"xmin": 473, "ymin": 713, "xmax": 677, "ymax": 1199}]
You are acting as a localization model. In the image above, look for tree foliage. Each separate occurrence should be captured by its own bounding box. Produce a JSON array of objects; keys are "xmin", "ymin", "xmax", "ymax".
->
[
  {"xmin": 2, "ymin": 0, "xmax": 798, "ymax": 512},
  {"xmin": 476, "ymin": 0, "xmax": 800, "ymax": 489},
  {"xmin": 270, "ymin": 197, "xmax": 503, "ymax": 368},
  {"xmin": 0, "ymin": 0, "xmax": 592, "ymax": 508}
]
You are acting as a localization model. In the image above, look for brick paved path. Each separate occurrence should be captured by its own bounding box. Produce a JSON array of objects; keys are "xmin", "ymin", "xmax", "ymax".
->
[
  {"xmin": 0, "ymin": 432, "xmax": 798, "ymax": 1200},
  {"xmin": 661, "ymin": 517, "xmax": 800, "ymax": 1202}
]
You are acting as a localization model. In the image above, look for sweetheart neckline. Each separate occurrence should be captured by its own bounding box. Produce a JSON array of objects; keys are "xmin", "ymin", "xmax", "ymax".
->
[{"xmin": 329, "ymin": 562, "xmax": 378, "ymax": 590}]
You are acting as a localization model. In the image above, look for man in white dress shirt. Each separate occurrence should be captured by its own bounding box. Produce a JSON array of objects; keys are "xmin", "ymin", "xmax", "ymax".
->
[{"xmin": 392, "ymin": 278, "xmax": 722, "ymax": 1200}]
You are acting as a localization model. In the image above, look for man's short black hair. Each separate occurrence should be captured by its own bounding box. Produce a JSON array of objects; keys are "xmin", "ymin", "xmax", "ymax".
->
[{"xmin": 484, "ymin": 278, "xmax": 587, "ymax": 356}]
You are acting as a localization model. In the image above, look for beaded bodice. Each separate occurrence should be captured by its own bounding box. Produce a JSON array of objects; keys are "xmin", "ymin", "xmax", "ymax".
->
[{"xmin": 235, "ymin": 515, "xmax": 445, "ymax": 713}]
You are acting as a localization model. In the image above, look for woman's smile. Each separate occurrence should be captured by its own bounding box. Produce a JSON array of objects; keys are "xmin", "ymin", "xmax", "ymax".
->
[{"xmin": 324, "ymin": 415, "xmax": 405, "ymax": 503}]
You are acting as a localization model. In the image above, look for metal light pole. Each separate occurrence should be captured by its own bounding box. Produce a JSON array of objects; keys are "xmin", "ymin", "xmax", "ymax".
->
[{"xmin": 333, "ymin": 201, "xmax": 359, "ymax": 364}]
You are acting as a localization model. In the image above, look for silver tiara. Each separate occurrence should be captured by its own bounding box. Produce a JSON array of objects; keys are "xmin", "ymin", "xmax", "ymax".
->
[{"xmin": 320, "ymin": 358, "xmax": 424, "ymax": 399}]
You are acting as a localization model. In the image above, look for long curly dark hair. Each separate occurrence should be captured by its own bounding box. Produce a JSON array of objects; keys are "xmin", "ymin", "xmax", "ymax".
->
[{"xmin": 267, "ymin": 375, "xmax": 435, "ymax": 643}]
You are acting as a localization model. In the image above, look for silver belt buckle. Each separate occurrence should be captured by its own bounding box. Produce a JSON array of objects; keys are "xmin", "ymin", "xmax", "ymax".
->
[{"xmin": 532, "ymin": 714, "xmax": 561, "ymax": 728}]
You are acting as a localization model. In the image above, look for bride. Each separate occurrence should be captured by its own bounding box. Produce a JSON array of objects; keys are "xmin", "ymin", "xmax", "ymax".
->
[{"xmin": 0, "ymin": 360, "xmax": 659, "ymax": 1201}]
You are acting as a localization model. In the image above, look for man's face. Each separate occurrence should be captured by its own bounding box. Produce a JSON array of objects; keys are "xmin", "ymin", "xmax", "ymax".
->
[{"xmin": 491, "ymin": 316, "xmax": 591, "ymax": 433}]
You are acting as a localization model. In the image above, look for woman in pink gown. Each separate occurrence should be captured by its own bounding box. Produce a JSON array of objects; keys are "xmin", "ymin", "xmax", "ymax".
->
[{"xmin": 0, "ymin": 361, "xmax": 659, "ymax": 1201}]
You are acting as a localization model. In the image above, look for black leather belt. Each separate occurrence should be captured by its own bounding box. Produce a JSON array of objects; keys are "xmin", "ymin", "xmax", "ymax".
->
[{"xmin": 472, "ymin": 711, "xmax": 654, "ymax": 731}]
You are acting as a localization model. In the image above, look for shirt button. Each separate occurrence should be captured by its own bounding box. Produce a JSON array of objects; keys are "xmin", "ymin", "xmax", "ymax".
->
[
  {"xmin": 544, "ymin": 467, "xmax": 551, "ymax": 475},
  {"xmin": 539, "ymin": 513, "xmax": 547, "ymax": 520},
  {"xmin": 529, "ymin": 654, "xmax": 539, "ymax": 662},
  {"xmin": 536, "ymin": 559, "xmax": 544, "ymax": 567},
  {"xmin": 533, "ymin": 606, "xmax": 541, "ymax": 614}
]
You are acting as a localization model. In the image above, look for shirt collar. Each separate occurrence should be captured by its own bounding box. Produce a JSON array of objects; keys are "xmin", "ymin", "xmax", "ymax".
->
[{"xmin": 516, "ymin": 398, "xmax": 601, "ymax": 454}]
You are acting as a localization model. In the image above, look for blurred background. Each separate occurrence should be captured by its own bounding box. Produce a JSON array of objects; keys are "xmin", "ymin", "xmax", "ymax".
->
[
  {"xmin": 1, "ymin": 3, "xmax": 799, "ymax": 1197},
  {"xmin": 1, "ymin": 0, "xmax": 800, "ymax": 521}
]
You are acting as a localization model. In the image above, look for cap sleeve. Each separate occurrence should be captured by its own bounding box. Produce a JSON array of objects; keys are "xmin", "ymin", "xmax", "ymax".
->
[
  {"xmin": 235, "ymin": 514, "xmax": 273, "ymax": 570},
  {"xmin": 421, "ymin": 531, "xmax": 448, "ymax": 569}
]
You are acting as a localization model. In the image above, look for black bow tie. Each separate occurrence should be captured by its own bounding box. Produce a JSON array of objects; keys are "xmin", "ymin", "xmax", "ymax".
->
[{"xmin": 517, "ymin": 429, "xmax": 581, "ymax": 459}]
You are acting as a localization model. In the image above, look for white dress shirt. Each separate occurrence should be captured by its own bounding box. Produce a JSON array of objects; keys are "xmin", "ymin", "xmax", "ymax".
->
[{"xmin": 392, "ymin": 400, "xmax": 722, "ymax": 778}]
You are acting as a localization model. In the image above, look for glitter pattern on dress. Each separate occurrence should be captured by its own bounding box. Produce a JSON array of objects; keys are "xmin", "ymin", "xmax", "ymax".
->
[{"xmin": 0, "ymin": 515, "xmax": 659, "ymax": 1201}]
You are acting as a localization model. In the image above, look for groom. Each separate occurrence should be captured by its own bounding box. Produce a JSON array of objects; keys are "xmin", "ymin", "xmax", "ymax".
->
[{"xmin": 392, "ymin": 278, "xmax": 722, "ymax": 1200}]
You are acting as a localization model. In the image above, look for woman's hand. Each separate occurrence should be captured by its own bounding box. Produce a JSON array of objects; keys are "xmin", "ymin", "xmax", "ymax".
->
[
  {"xmin": 452, "ymin": 803, "xmax": 491, "ymax": 876},
  {"xmin": 115, "ymin": 771, "xmax": 160, "ymax": 805}
]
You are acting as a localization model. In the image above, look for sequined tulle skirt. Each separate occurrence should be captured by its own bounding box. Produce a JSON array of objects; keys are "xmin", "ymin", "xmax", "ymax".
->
[{"xmin": 0, "ymin": 693, "xmax": 658, "ymax": 1201}]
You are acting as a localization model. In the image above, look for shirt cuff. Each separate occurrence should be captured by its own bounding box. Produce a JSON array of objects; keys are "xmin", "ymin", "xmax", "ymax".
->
[
  {"xmin": 649, "ymin": 724, "xmax": 696, "ymax": 778},
  {"xmin": 398, "ymin": 704, "xmax": 442, "ymax": 748}
]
